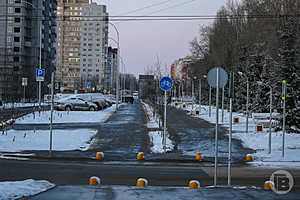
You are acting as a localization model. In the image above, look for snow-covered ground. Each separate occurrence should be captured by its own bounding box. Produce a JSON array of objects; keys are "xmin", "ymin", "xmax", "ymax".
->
[
  {"xmin": 15, "ymin": 105, "xmax": 116, "ymax": 125},
  {"xmin": 175, "ymin": 102, "xmax": 300, "ymax": 167},
  {"xmin": 0, "ymin": 129, "xmax": 97, "ymax": 152},
  {"xmin": 0, "ymin": 179, "xmax": 54, "ymax": 200},
  {"xmin": 2, "ymin": 102, "xmax": 48, "ymax": 109},
  {"xmin": 141, "ymin": 101, "xmax": 174, "ymax": 153}
]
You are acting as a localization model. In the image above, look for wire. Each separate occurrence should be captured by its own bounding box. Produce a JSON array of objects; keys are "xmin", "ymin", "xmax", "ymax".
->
[
  {"xmin": 117, "ymin": 0, "xmax": 175, "ymax": 16},
  {"xmin": 144, "ymin": 0, "xmax": 198, "ymax": 16},
  {"xmin": 0, "ymin": 14, "xmax": 299, "ymax": 22}
]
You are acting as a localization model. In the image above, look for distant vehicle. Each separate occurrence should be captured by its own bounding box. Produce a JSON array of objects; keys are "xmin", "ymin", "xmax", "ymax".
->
[
  {"xmin": 133, "ymin": 91, "xmax": 138, "ymax": 98},
  {"xmin": 0, "ymin": 100, "xmax": 3, "ymax": 110},
  {"xmin": 55, "ymin": 97, "xmax": 97, "ymax": 111},
  {"xmin": 123, "ymin": 95, "xmax": 134, "ymax": 104}
]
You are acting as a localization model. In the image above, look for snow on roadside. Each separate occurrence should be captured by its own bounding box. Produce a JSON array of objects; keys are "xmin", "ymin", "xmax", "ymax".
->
[
  {"xmin": 177, "ymin": 102, "xmax": 300, "ymax": 167},
  {"xmin": 0, "ymin": 179, "xmax": 55, "ymax": 200},
  {"xmin": 149, "ymin": 131, "xmax": 174, "ymax": 153},
  {"xmin": 0, "ymin": 129, "xmax": 97, "ymax": 152},
  {"xmin": 3, "ymin": 103, "xmax": 48, "ymax": 109},
  {"xmin": 141, "ymin": 101, "xmax": 174, "ymax": 153},
  {"xmin": 140, "ymin": 101, "xmax": 160, "ymax": 128},
  {"xmin": 15, "ymin": 105, "xmax": 116, "ymax": 125}
]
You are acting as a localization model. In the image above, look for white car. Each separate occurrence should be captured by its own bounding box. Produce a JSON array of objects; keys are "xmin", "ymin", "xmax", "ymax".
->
[{"xmin": 55, "ymin": 97, "xmax": 98, "ymax": 111}]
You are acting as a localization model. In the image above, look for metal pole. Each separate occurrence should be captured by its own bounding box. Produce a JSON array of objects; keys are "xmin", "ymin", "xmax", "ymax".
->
[
  {"xmin": 163, "ymin": 90, "xmax": 167, "ymax": 153},
  {"xmin": 199, "ymin": 79, "xmax": 202, "ymax": 115},
  {"xmin": 192, "ymin": 79, "xmax": 194, "ymax": 112},
  {"xmin": 49, "ymin": 72, "xmax": 54, "ymax": 157},
  {"xmin": 214, "ymin": 68, "xmax": 220, "ymax": 186},
  {"xmin": 268, "ymin": 87, "xmax": 272, "ymax": 154},
  {"xmin": 282, "ymin": 81, "xmax": 287, "ymax": 158},
  {"xmin": 109, "ymin": 23, "xmax": 120, "ymax": 111},
  {"xmin": 228, "ymin": 97, "xmax": 233, "ymax": 186},
  {"xmin": 38, "ymin": 20, "xmax": 42, "ymax": 109},
  {"xmin": 23, "ymin": 86, "xmax": 26, "ymax": 102},
  {"xmin": 209, "ymin": 86, "xmax": 212, "ymax": 117},
  {"xmin": 221, "ymin": 86, "xmax": 225, "ymax": 123},
  {"xmin": 246, "ymin": 78, "xmax": 249, "ymax": 134}
]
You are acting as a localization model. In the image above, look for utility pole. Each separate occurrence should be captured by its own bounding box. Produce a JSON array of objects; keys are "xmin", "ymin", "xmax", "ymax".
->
[
  {"xmin": 49, "ymin": 72, "xmax": 54, "ymax": 157},
  {"xmin": 282, "ymin": 80, "xmax": 287, "ymax": 158},
  {"xmin": 199, "ymin": 78, "xmax": 202, "ymax": 115},
  {"xmin": 246, "ymin": 78, "xmax": 249, "ymax": 134}
]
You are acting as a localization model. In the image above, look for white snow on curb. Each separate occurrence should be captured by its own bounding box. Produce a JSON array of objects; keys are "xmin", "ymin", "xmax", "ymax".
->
[
  {"xmin": 0, "ymin": 179, "xmax": 55, "ymax": 200},
  {"xmin": 0, "ymin": 129, "xmax": 97, "ymax": 152},
  {"xmin": 177, "ymin": 102, "xmax": 300, "ymax": 167},
  {"xmin": 141, "ymin": 101, "xmax": 174, "ymax": 153},
  {"xmin": 149, "ymin": 131, "xmax": 174, "ymax": 153},
  {"xmin": 15, "ymin": 105, "xmax": 116, "ymax": 125}
]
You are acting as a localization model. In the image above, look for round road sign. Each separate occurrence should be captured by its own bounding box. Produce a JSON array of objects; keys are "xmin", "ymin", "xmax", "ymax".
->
[
  {"xmin": 207, "ymin": 67, "xmax": 228, "ymax": 88},
  {"xmin": 160, "ymin": 76, "xmax": 174, "ymax": 92}
]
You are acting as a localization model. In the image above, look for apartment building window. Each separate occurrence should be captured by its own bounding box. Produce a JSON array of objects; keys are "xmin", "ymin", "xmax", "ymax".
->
[
  {"xmin": 14, "ymin": 37, "xmax": 20, "ymax": 42},
  {"xmin": 13, "ymin": 56, "xmax": 20, "ymax": 62},
  {"xmin": 14, "ymin": 27, "xmax": 20, "ymax": 33},
  {"xmin": 14, "ymin": 47, "xmax": 20, "ymax": 52},
  {"xmin": 15, "ymin": 8, "xmax": 21, "ymax": 13},
  {"xmin": 14, "ymin": 18, "xmax": 21, "ymax": 23}
]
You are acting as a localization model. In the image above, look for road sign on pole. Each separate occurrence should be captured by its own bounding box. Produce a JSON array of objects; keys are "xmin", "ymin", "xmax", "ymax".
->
[
  {"xmin": 207, "ymin": 67, "xmax": 228, "ymax": 186},
  {"xmin": 36, "ymin": 68, "xmax": 45, "ymax": 82},
  {"xmin": 160, "ymin": 76, "xmax": 174, "ymax": 92},
  {"xmin": 208, "ymin": 67, "xmax": 228, "ymax": 88},
  {"xmin": 160, "ymin": 76, "xmax": 174, "ymax": 154},
  {"xmin": 22, "ymin": 77, "xmax": 28, "ymax": 86}
]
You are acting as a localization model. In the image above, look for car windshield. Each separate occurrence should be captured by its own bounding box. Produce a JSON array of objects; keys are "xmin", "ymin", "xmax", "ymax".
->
[{"xmin": 0, "ymin": 0, "xmax": 299, "ymax": 200}]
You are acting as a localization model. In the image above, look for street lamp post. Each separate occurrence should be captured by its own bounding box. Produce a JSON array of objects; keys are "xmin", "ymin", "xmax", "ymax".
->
[
  {"xmin": 109, "ymin": 23, "xmax": 120, "ymax": 111},
  {"xmin": 257, "ymin": 81, "xmax": 273, "ymax": 154},
  {"xmin": 238, "ymin": 72, "xmax": 249, "ymax": 134}
]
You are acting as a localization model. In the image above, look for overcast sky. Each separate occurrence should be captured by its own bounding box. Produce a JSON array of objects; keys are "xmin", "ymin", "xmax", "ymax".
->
[{"xmin": 95, "ymin": 0, "xmax": 226, "ymax": 76}]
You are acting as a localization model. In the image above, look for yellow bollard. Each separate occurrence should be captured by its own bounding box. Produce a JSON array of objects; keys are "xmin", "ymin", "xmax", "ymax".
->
[
  {"xmin": 136, "ymin": 178, "xmax": 148, "ymax": 188},
  {"xmin": 89, "ymin": 176, "xmax": 101, "ymax": 186},
  {"xmin": 195, "ymin": 152, "xmax": 203, "ymax": 161},
  {"xmin": 264, "ymin": 181, "xmax": 274, "ymax": 190},
  {"xmin": 188, "ymin": 180, "xmax": 200, "ymax": 189},
  {"xmin": 95, "ymin": 152, "xmax": 104, "ymax": 160},
  {"xmin": 137, "ymin": 152, "xmax": 145, "ymax": 161},
  {"xmin": 244, "ymin": 154, "xmax": 254, "ymax": 162}
]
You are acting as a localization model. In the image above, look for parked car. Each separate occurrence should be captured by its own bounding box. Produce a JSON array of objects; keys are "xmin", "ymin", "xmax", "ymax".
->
[
  {"xmin": 55, "ymin": 97, "xmax": 98, "ymax": 111},
  {"xmin": 0, "ymin": 100, "xmax": 3, "ymax": 110}
]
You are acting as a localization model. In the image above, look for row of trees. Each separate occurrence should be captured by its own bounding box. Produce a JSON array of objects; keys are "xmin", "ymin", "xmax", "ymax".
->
[{"xmin": 189, "ymin": 0, "xmax": 300, "ymax": 130}]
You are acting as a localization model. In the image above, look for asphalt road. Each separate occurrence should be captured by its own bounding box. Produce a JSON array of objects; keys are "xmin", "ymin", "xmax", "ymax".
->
[
  {"xmin": 0, "ymin": 159, "xmax": 299, "ymax": 190},
  {"xmin": 30, "ymin": 185, "xmax": 300, "ymax": 200}
]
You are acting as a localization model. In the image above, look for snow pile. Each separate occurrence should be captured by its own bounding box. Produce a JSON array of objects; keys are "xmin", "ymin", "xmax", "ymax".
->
[
  {"xmin": 0, "ymin": 179, "xmax": 54, "ymax": 200},
  {"xmin": 141, "ymin": 101, "xmax": 160, "ymax": 128},
  {"xmin": 178, "ymin": 102, "xmax": 300, "ymax": 167},
  {"xmin": 15, "ymin": 105, "xmax": 116, "ymax": 125},
  {"xmin": 141, "ymin": 101, "xmax": 174, "ymax": 153},
  {"xmin": 149, "ymin": 131, "xmax": 174, "ymax": 153},
  {"xmin": 0, "ymin": 129, "xmax": 97, "ymax": 152}
]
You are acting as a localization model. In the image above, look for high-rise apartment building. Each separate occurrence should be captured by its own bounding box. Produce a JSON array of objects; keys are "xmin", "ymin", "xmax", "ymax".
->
[
  {"xmin": 56, "ymin": 0, "xmax": 89, "ymax": 91},
  {"xmin": 57, "ymin": 0, "xmax": 108, "ymax": 91},
  {"xmin": 0, "ymin": 0, "xmax": 57, "ymax": 101},
  {"xmin": 80, "ymin": 3, "xmax": 108, "ymax": 90}
]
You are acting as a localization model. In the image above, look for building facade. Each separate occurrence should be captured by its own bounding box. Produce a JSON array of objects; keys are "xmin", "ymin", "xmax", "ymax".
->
[
  {"xmin": 0, "ymin": 0, "xmax": 57, "ymax": 101},
  {"xmin": 80, "ymin": 3, "xmax": 108, "ymax": 91},
  {"xmin": 56, "ymin": 0, "xmax": 89, "ymax": 91},
  {"xmin": 103, "ymin": 47, "xmax": 118, "ymax": 94}
]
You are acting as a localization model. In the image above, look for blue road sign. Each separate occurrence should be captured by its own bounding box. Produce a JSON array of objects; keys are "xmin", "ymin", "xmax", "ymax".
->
[
  {"xmin": 36, "ymin": 68, "xmax": 45, "ymax": 81},
  {"xmin": 160, "ymin": 76, "xmax": 174, "ymax": 92}
]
